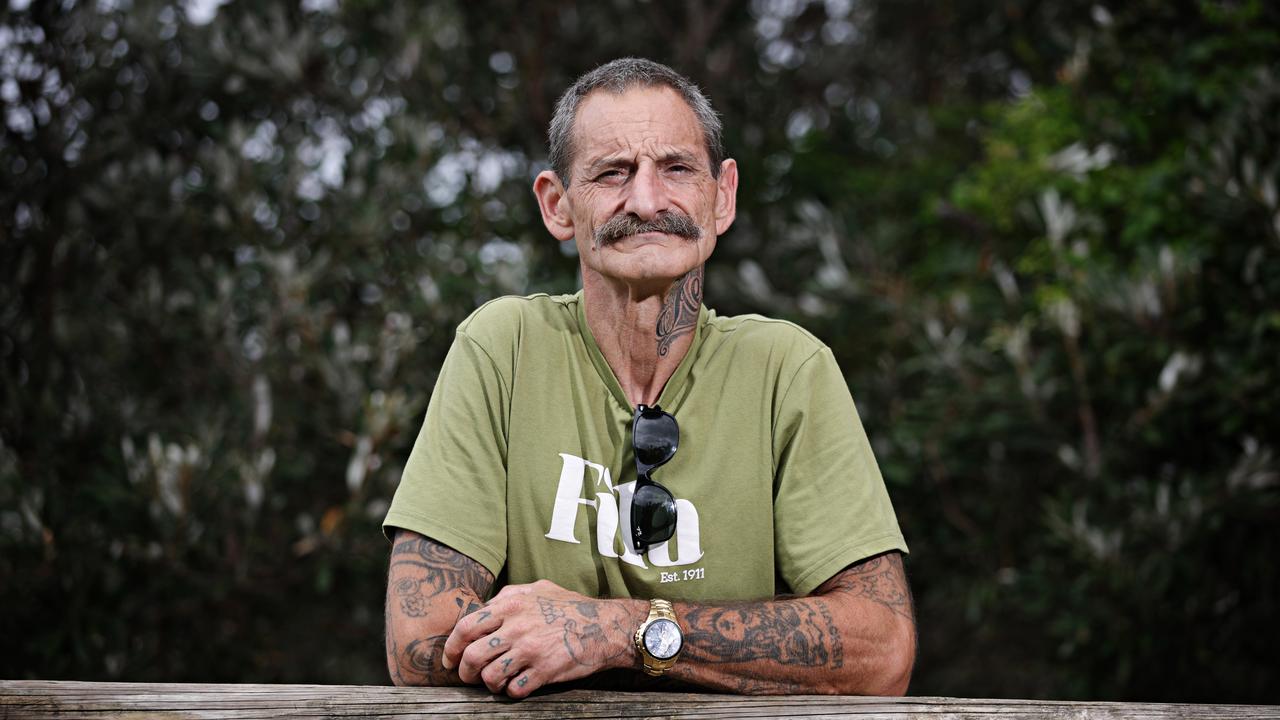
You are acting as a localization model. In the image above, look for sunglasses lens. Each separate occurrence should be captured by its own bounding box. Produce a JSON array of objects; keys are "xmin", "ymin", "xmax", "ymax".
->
[
  {"xmin": 632, "ymin": 482, "xmax": 677, "ymax": 544},
  {"xmin": 634, "ymin": 410, "xmax": 678, "ymax": 467}
]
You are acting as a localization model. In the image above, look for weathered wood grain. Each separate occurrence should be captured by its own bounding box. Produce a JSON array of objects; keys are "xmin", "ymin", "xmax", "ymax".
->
[{"xmin": 1, "ymin": 681, "xmax": 1275, "ymax": 720}]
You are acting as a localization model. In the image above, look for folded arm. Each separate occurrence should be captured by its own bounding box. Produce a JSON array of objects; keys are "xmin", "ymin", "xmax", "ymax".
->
[
  {"xmin": 444, "ymin": 551, "xmax": 916, "ymax": 697},
  {"xmin": 671, "ymin": 551, "xmax": 915, "ymax": 694},
  {"xmin": 385, "ymin": 528, "xmax": 495, "ymax": 686}
]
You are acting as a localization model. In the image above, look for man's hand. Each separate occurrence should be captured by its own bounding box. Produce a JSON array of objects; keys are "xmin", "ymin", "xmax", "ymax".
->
[{"xmin": 442, "ymin": 579, "xmax": 646, "ymax": 698}]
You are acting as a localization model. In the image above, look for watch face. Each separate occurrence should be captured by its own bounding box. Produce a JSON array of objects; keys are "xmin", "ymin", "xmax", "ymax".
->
[{"xmin": 643, "ymin": 618, "xmax": 683, "ymax": 660}]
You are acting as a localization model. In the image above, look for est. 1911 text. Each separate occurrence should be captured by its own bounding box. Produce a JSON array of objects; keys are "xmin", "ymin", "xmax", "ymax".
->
[{"xmin": 659, "ymin": 567, "xmax": 705, "ymax": 584}]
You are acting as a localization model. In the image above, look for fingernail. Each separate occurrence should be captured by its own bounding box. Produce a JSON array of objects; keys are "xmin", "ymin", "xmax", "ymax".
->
[{"xmin": 441, "ymin": 656, "xmax": 453, "ymax": 670}]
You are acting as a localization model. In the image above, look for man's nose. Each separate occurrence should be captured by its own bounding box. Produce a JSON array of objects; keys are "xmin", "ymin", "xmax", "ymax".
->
[{"xmin": 622, "ymin": 162, "xmax": 669, "ymax": 220}]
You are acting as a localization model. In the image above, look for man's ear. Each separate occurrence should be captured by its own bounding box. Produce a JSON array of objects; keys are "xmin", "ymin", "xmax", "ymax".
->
[
  {"xmin": 533, "ymin": 170, "xmax": 576, "ymax": 242},
  {"xmin": 713, "ymin": 159, "xmax": 738, "ymax": 236}
]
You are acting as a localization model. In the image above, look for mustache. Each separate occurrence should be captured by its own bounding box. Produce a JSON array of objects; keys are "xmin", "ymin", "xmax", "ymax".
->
[{"xmin": 593, "ymin": 211, "xmax": 704, "ymax": 249}]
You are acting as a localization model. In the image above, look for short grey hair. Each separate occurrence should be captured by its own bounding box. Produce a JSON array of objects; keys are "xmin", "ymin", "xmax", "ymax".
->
[{"xmin": 548, "ymin": 57, "xmax": 724, "ymax": 184}]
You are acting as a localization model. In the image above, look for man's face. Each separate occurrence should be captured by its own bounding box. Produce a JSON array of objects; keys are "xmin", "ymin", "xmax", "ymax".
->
[{"xmin": 536, "ymin": 86, "xmax": 738, "ymax": 289}]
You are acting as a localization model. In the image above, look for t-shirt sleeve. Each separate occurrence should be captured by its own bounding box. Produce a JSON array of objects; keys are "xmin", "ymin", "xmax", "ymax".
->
[
  {"xmin": 382, "ymin": 330, "xmax": 509, "ymax": 577},
  {"xmin": 772, "ymin": 347, "xmax": 907, "ymax": 596}
]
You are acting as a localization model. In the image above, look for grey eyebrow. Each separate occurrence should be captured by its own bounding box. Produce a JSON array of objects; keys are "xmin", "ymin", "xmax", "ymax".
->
[
  {"xmin": 657, "ymin": 151, "xmax": 702, "ymax": 167},
  {"xmin": 584, "ymin": 157, "xmax": 632, "ymax": 175},
  {"xmin": 583, "ymin": 151, "xmax": 704, "ymax": 177}
]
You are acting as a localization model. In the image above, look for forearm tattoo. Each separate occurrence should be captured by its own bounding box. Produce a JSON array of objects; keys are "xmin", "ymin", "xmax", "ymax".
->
[
  {"xmin": 679, "ymin": 552, "xmax": 912, "ymax": 682},
  {"xmin": 816, "ymin": 552, "xmax": 914, "ymax": 621},
  {"xmin": 682, "ymin": 599, "xmax": 844, "ymax": 668},
  {"xmin": 656, "ymin": 265, "xmax": 702, "ymax": 356},
  {"xmin": 386, "ymin": 533, "xmax": 494, "ymax": 685},
  {"xmin": 390, "ymin": 534, "xmax": 494, "ymax": 599}
]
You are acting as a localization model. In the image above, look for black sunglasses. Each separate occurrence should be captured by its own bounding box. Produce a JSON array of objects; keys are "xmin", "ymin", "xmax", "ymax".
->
[{"xmin": 631, "ymin": 404, "xmax": 679, "ymax": 554}]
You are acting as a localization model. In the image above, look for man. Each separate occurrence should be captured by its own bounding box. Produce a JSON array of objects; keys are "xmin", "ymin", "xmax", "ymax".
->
[{"xmin": 383, "ymin": 58, "xmax": 914, "ymax": 698}]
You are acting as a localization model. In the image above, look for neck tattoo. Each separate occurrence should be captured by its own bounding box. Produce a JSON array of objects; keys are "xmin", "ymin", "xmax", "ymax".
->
[{"xmin": 655, "ymin": 265, "xmax": 703, "ymax": 357}]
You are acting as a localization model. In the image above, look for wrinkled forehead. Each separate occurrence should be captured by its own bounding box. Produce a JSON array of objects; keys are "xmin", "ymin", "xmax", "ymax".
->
[{"xmin": 570, "ymin": 86, "xmax": 707, "ymax": 166}]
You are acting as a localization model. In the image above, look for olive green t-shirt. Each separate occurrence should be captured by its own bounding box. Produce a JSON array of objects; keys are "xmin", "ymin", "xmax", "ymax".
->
[{"xmin": 384, "ymin": 292, "xmax": 906, "ymax": 600}]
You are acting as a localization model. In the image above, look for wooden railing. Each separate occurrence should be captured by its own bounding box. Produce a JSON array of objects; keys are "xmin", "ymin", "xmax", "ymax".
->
[{"xmin": 2, "ymin": 680, "xmax": 1275, "ymax": 719}]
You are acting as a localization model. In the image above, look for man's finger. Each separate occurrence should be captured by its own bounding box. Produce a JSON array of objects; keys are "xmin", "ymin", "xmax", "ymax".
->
[
  {"xmin": 480, "ymin": 651, "xmax": 523, "ymax": 694},
  {"xmin": 457, "ymin": 632, "xmax": 513, "ymax": 684},
  {"xmin": 506, "ymin": 667, "xmax": 540, "ymax": 699},
  {"xmin": 441, "ymin": 606, "xmax": 501, "ymax": 670}
]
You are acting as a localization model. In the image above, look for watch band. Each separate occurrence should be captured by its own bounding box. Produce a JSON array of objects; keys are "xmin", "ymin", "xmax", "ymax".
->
[{"xmin": 634, "ymin": 598, "xmax": 683, "ymax": 676}]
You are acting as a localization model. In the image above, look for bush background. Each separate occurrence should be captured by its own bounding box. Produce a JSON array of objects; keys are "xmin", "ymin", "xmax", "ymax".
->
[{"xmin": 2, "ymin": 0, "xmax": 1277, "ymax": 702}]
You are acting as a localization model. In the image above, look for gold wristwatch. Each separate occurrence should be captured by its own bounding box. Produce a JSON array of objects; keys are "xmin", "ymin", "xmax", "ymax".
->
[{"xmin": 634, "ymin": 599, "xmax": 684, "ymax": 676}]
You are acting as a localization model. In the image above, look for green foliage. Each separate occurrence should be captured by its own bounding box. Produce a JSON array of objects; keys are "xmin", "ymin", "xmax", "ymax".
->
[
  {"xmin": 841, "ymin": 2, "xmax": 1280, "ymax": 701},
  {"xmin": 2, "ymin": 0, "xmax": 1276, "ymax": 701}
]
